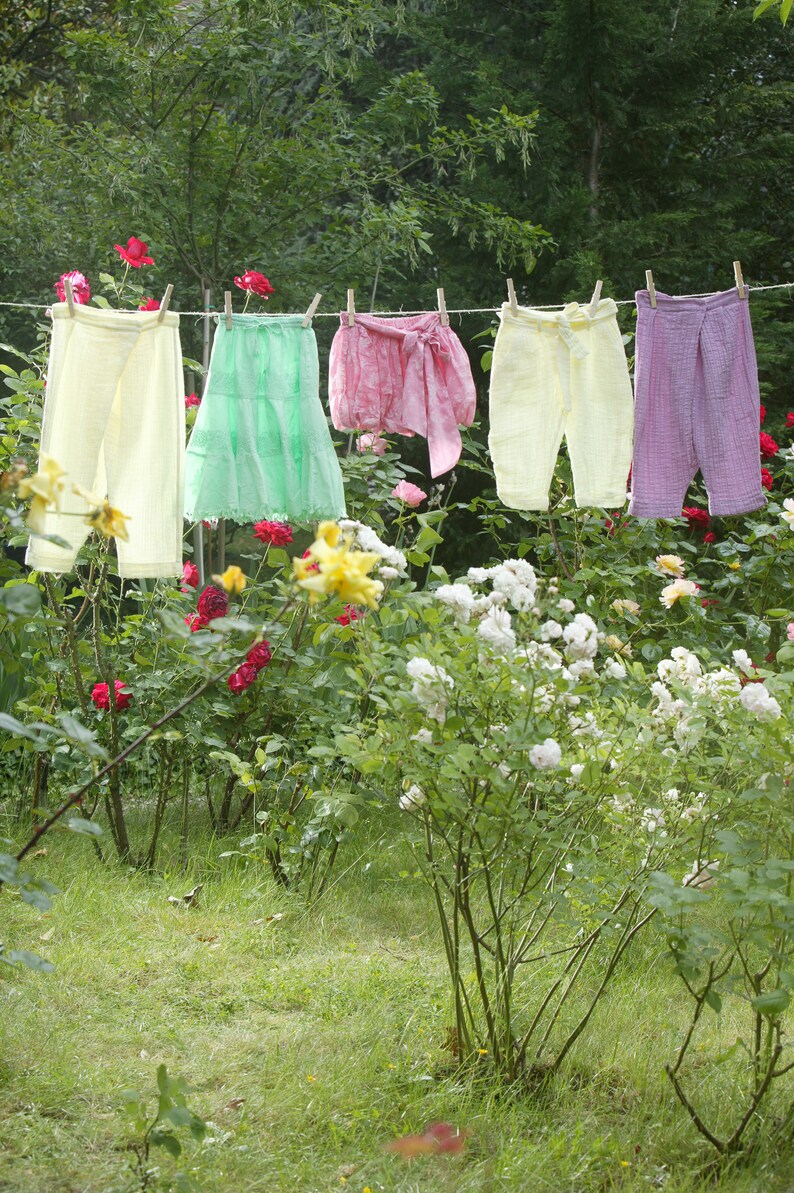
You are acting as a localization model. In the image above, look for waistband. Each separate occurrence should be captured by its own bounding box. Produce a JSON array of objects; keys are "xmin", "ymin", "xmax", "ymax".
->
[
  {"xmin": 499, "ymin": 298, "xmax": 618, "ymax": 327},
  {"xmin": 52, "ymin": 302, "xmax": 180, "ymax": 330},
  {"xmin": 338, "ymin": 311, "xmax": 444, "ymax": 332},
  {"xmin": 221, "ymin": 314, "xmax": 308, "ymax": 329},
  {"xmin": 635, "ymin": 287, "xmax": 748, "ymax": 312}
]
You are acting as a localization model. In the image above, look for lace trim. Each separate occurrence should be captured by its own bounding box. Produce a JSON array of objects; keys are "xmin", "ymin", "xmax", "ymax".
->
[{"xmin": 184, "ymin": 505, "xmax": 347, "ymax": 524}]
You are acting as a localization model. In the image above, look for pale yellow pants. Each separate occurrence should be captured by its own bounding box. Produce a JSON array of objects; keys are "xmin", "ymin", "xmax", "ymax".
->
[
  {"xmin": 26, "ymin": 303, "xmax": 185, "ymax": 578},
  {"xmin": 488, "ymin": 299, "xmax": 634, "ymax": 510}
]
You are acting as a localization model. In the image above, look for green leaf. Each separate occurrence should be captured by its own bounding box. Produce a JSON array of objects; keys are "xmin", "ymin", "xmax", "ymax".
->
[
  {"xmin": 753, "ymin": 0, "xmax": 778, "ymax": 16},
  {"xmin": 66, "ymin": 817, "xmax": 103, "ymax": 837},
  {"xmin": 704, "ymin": 989, "xmax": 722, "ymax": 1014},
  {"xmin": 1, "ymin": 948, "xmax": 55, "ymax": 973},
  {"xmin": 0, "ymin": 584, "xmax": 41, "ymax": 616},
  {"xmin": 752, "ymin": 989, "xmax": 790, "ymax": 1018},
  {"xmin": 151, "ymin": 1129, "xmax": 181, "ymax": 1158}
]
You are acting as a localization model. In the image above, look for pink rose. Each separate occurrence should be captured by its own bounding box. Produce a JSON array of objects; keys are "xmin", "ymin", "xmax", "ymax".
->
[
  {"xmin": 91, "ymin": 680, "xmax": 132, "ymax": 711},
  {"xmin": 391, "ymin": 480, "xmax": 427, "ymax": 507},
  {"xmin": 233, "ymin": 271, "xmax": 274, "ymax": 299},
  {"xmin": 181, "ymin": 561, "xmax": 199, "ymax": 590},
  {"xmin": 356, "ymin": 433, "xmax": 388, "ymax": 456},
  {"xmin": 114, "ymin": 237, "xmax": 154, "ymax": 268},
  {"xmin": 138, "ymin": 297, "xmax": 160, "ymax": 311},
  {"xmin": 55, "ymin": 271, "xmax": 91, "ymax": 304},
  {"xmin": 787, "ymin": 623, "xmax": 794, "ymax": 641},
  {"xmin": 227, "ymin": 662, "xmax": 258, "ymax": 694}
]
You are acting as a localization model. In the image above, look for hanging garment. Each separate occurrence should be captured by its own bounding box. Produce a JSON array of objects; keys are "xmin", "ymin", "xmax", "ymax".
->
[
  {"xmin": 488, "ymin": 299, "xmax": 634, "ymax": 510},
  {"xmin": 328, "ymin": 311, "xmax": 476, "ymax": 477},
  {"xmin": 184, "ymin": 315, "xmax": 346, "ymax": 523},
  {"xmin": 629, "ymin": 287, "xmax": 765, "ymax": 518},
  {"xmin": 26, "ymin": 302, "xmax": 185, "ymax": 578}
]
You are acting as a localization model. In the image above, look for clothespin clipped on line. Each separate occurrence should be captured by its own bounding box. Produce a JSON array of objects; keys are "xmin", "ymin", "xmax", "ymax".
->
[
  {"xmin": 347, "ymin": 288, "xmax": 356, "ymax": 328},
  {"xmin": 589, "ymin": 279, "xmax": 603, "ymax": 318},
  {"xmin": 63, "ymin": 277, "xmax": 76, "ymax": 317},
  {"xmin": 224, "ymin": 291, "xmax": 232, "ymax": 329},
  {"xmin": 734, "ymin": 260, "xmax": 747, "ymax": 300},
  {"xmin": 302, "ymin": 292, "xmax": 322, "ymax": 328},
  {"xmin": 645, "ymin": 270, "xmax": 657, "ymax": 309},
  {"xmin": 506, "ymin": 277, "xmax": 518, "ymax": 316},
  {"xmin": 156, "ymin": 284, "xmax": 174, "ymax": 323},
  {"xmin": 437, "ymin": 287, "xmax": 449, "ymax": 327}
]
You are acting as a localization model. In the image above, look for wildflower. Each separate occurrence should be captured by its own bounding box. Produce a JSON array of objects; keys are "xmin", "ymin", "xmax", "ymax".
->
[
  {"xmin": 0, "ymin": 461, "xmax": 28, "ymax": 492},
  {"xmin": 603, "ymin": 659, "xmax": 627, "ymax": 679},
  {"xmin": 604, "ymin": 634, "xmax": 632, "ymax": 657},
  {"xmin": 227, "ymin": 663, "xmax": 258, "ymax": 694},
  {"xmin": 55, "ymin": 270, "xmax": 91, "ymax": 304},
  {"xmin": 113, "ymin": 236, "xmax": 154, "ymax": 268},
  {"xmin": 739, "ymin": 684, "xmax": 781, "ymax": 719},
  {"xmin": 732, "ymin": 648, "xmax": 755, "ymax": 677},
  {"xmin": 557, "ymin": 598, "xmax": 575, "ymax": 614},
  {"xmin": 253, "ymin": 520, "xmax": 292, "ymax": 546},
  {"xmin": 379, "ymin": 566, "xmax": 399, "ymax": 580},
  {"xmin": 246, "ymin": 640, "xmax": 272, "ymax": 670},
  {"xmin": 399, "ymin": 784, "xmax": 426, "ymax": 811},
  {"xmin": 197, "ymin": 585, "xmax": 229, "ymax": 620},
  {"xmin": 682, "ymin": 860, "xmax": 719, "ymax": 890},
  {"xmin": 760, "ymin": 432, "xmax": 779, "ymax": 458},
  {"xmin": 640, "ymin": 807, "xmax": 665, "ymax": 834},
  {"xmin": 610, "ymin": 598, "xmax": 640, "ymax": 616},
  {"xmin": 184, "ymin": 392, "xmax": 201, "ymax": 408},
  {"xmin": 406, "ymin": 657, "xmax": 454, "ymax": 722},
  {"xmin": 233, "ymin": 270, "xmax": 274, "ymax": 298},
  {"xmin": 539, "ymin": 619, "xmax": 563, "ymax": 641},
  {"xmin": 529, "ymin": 738, "xmax": 561, "ymax": 770},
  {"xmin": 17, "ymin": 454, "xmax": 66, "ymax": 532},
  {"xmin": 682, "ymin": 506, "xmax": 710, "ymax": 530},
  {"xmin": 787, "ymin": 623, "xmax": 794, "ymax": 641},
  {"xmin": 655, "ymin": 554, "xmax": 686, "ymax": 578},
  {"xmin": 339, "ymin": 520, "xmax": 407, "ymax": 574},
  {"xmin": 659, "ymin": 579, "xmax": 699, "ymax": 608},
  {"xmin": 181, "ymin": 561, "xmax": 200, "ymax": 590},
  {"xmin": 138, "ymin": 297, "xmax": 160, "ymax": 311},
  {"xmin": 781, "ymin": 499, "xmax": 794, "ymax": 530},
  {"xmin": 356, "ymin": 433, "xmax": 388, "ymax": 455},
  {"xmin": 213, "ymin": 565, "xmax": 246, "ymax": 594},
  {"xmin": 411, "ymin": 728, "xmax": 433, "ymax": 744},
  {"xmin": 91, "ymin": 679, "xmax": 132, "ymax": 711},
  {"xmin": 294, "ymin": 522, "xmax": 383, "ymax": 609},
  {"xmin": 562, "ymin": 613, "xmax": 598, "ymax": 660},
  {"xmin": 761, "ymin": 468, "xmax": 774, "ymax": 491},
  {"xmin": 704, "ymin": 531, "xmax": 717, "ymax": 543},
  {"xmin": 391, "ymin": 480, "xmax": 427, "ymax": 507},
  {"xmin": 71, "ymin": 483, "xmax": 131, "ymax": 541},
  {"xmin": 728, "ymin": 561, "xmax": 742, "ymax": 571},
  {"xmin": 477, "ymin": 605, "xmax": 516, "ymax": 653}
]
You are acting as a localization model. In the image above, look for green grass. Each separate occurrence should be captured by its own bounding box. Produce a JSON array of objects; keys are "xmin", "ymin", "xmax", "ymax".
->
[{"xmin": 1, "ymin": 822, "xmax": 792, "ymax": 1193}]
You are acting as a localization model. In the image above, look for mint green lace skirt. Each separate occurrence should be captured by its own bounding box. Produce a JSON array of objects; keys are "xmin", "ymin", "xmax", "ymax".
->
[{"xmin": 184, "ymin": 315, "xmax": 346, "ymax": 523}]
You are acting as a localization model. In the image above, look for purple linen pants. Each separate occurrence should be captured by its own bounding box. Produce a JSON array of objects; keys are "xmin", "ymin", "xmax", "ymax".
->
[{"xmin": 629, "ymin": 288, "xmax": 765, "ymax": 518}]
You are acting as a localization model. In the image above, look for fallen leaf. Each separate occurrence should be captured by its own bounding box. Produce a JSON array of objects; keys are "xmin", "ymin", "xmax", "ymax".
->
[
  {"xmin": 196, "ymin": 933, "xmax": 218, "ymax": 943},
  {"xmin": 39, "ymin": 927, "xmax": 55, "ymax": 943},
  {"xmin": 222, "ymin": 1097, "xmax": 245, "ymax": 1111},
  {"xmin": 33, "ymin": 849, "xmax": 48, "ymax": 857},
  {"xmin": 384, "ymin": 1122, "xmax": 467, "ymax": 1158},
  {"xmin": 167, "ymin": 884, "xmax": 203, "ymax": 908}
]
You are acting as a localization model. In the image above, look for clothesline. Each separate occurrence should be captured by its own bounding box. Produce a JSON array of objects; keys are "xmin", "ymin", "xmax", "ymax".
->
[{"xmin": 0, "ymin": 281, "xmax": 792, "ymax": 319}]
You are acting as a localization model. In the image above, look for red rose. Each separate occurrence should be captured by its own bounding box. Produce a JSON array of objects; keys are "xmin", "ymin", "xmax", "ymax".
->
[
  {"xmin": 759, "ymin": 404, "xmax": 766, "ymax": 424},
  {"xmin": 55, "ymin": 271, "xmax": 91, "ymax": 305},
  {"xmin": 760, "ymin": 432, "xmax": 779, "ymax": 459},
  {"xmin": 227, "ymin": 662, "xmax": 258, "ymax": 694},
  {"xmin": 182, "ymin": 561, "xmax": 200, "ymax": 590},
  {"xmin": 703, "ymin": 531, "xmax": 716, "ymax": 543},
  {"xmin": 184, "ymin": 392, "xmax": 201, "ymax": 409},
  {"xmin": 246, "ymin": 640, "xmax": 272, "ymax": 671},
  {"xmin": 336, "ymin": 604, "xmax": 361, "ymax": 626},
  {"xmin": 197, "ymin": 585, "xmax": 229, "ymax": 620},
  {"xmin": 253, "ymin": 520, "xmax": 292, "ymax": 546},
  {"xmin": 138, "ymin": 298, "xmax": 160, "ymax": 311},
  {"xmin": 683, "ymin": 506, "xmax": 710, "ymax": 530},
  {"xmin": 761, "ymin": 468, "xmax": 774, "ymax": 491},
  {"xmin": 786, "ymin": 412, "xmax": 794, "ymax": 428},
  {"xmin": 701, "ymin": 598, "xmax": 720, "ymax": 608},
  {"xmin": 233, "ymin": 270, "xmax": 274, "ymax": 299},
  {"xmin": 301, "ymin": 548, "xmax": 319, "ymax": 574},
  {"xmin": 91, "ymin": 679, "xmax": 132, "ymax": 710},
  {"xmin": 184, "ymin": 613, "xmax": 209, "ymax": 632},
  {"xmin": 114, "ymin": 237, "xmax": 154, "ymax": 268}
]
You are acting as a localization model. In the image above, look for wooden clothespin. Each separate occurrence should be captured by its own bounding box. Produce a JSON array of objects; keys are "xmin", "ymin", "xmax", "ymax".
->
[
  {"xmin": 589, "ymin": 279, "xmax": 603, "ymax": 318},
  {"xmin": 63, "ymin": 277, "xmax": 76, "ymax": 317},
  {"xmin": 506, "ymin": 277, "xmax": 518, "ymax": 316},
  {"xmin": 224, "ymin": 291, "xmax": 232, "ymax": 329},
  {"xmin": 645, "ymin": 270, "xmax": 657, "ymax": 309},
  {"xmin": 347, "ymin": 288, "xmax": 356, "ymax": 328},
  {"xmin": 156, "ymin": 284, "xmax": 174, "ymax": 323},
  {"xmin": 733, "ymin": 260, "xmax": 747, "ymax": 300},
  {"xmin": 436, "ymin": 287, "xmax": 449, "ymax": 327},
  {"xmin": 302, "ymin": 292, "xmax": 322, "ymax": 328}
]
